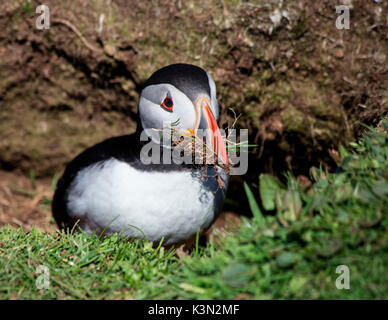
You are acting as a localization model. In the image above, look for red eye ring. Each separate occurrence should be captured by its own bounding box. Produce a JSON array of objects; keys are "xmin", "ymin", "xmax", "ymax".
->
[{"xmin": 161, "ymin": 96, "xmax": 174, "ymax": 112}]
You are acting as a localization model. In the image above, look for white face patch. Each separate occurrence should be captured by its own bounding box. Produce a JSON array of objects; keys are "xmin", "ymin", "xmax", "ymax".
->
[
  {"xmin": 66, "ymin": 159, "xmax": 216, "ymax": 245},
  {"xmin": 139, "ymin": 83, "xmax": 196, "ymax": 133}
]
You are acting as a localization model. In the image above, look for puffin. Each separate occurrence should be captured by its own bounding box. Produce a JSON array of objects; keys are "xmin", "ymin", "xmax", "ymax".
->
[{"xmin": 52, "ymin": 63, "xmax": 229, "ymax": 246}]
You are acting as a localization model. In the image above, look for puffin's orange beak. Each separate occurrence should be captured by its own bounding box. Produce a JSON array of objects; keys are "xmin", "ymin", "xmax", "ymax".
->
[{"xmin": 203, "ymin": 104, "xmax": 228, "ymax": 165}]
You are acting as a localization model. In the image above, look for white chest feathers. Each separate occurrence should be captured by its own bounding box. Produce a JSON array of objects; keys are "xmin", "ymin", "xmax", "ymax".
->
[{"xmin": 66, "ymin": 159, "xmax": 216, "ymax": 245}]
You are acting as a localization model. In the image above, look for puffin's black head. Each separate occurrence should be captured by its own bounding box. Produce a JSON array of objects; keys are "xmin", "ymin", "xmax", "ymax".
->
[{"xmin": 138, "ymin": 63, "xmax": 227, "ymax": 164}]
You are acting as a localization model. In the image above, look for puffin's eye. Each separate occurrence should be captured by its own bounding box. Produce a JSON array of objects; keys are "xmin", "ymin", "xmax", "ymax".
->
[{"xmin": 161, "ymin": 96, "xmax": 174, "ymax": 112}]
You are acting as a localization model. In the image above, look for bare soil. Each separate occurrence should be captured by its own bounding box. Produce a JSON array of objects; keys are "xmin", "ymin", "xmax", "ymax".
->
[{"xmin": 0, "ymin": 170, "xmax": 54, "ymax": 232}]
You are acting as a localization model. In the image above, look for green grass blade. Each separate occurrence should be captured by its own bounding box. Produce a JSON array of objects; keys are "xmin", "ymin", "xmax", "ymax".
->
[{"xmin": 243, "ymin": 182, "xmax": 265, "ymax": 227}]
